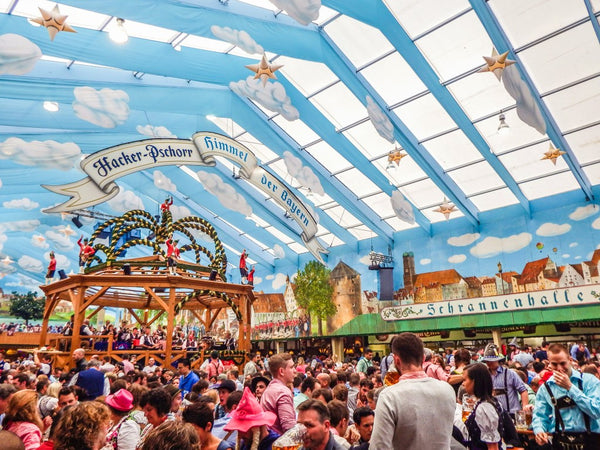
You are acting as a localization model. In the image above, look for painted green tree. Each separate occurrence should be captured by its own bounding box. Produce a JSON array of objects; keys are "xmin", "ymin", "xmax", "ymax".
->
[
  {"xmin": 9, "ymin": 291, "xmax": 45, "ymax": 325},
  {"xmin": 295, "ymin": 261, "xmax": 335, "ymax": 336}
]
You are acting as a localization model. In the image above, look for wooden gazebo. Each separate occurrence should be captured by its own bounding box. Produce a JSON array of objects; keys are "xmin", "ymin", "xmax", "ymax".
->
[
  {"xmin": 39, "ymin": 256, "xmax": 254, "ymax": 369},
  {"xmin": 38, "ymin": 208, "xmax": 255, "ymax": 369}
]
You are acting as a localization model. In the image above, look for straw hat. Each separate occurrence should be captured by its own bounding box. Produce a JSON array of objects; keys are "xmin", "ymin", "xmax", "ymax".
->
[{"xmin": 223, "ymin": 387, "xmax": 276, "ymax": 433}]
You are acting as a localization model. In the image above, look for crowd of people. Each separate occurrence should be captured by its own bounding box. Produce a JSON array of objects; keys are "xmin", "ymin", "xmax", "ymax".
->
[{"xmin": 0, "ymin": 334, "xmax": 598, "ymax": 449}]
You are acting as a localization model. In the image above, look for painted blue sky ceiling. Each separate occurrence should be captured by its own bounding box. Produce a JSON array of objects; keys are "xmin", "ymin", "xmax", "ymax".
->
[{"xmin": 0, "ymin": 0, "xmax": 599, "ymax": 293}]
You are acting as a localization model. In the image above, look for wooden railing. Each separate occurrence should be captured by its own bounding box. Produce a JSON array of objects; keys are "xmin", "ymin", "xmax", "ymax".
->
[{"xmin": 0, "ymin": 332, "xmax": 61, "ymax": 347}]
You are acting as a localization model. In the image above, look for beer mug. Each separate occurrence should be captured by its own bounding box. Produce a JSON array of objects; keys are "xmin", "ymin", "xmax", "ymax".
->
[
  {"xmin": 462, "ymin": 395, "xmax": 476, "ymax": 422},
  {"xmin": 515, "ymin": 410, "xmax": 528, "ymax": 430},
  {"xmin": 272, "ymin": 424, "xmax": 307, "ymax": 450},
  {"xmin": 384, "ymin": 362, "xmax": 400, "ymax": 386}
]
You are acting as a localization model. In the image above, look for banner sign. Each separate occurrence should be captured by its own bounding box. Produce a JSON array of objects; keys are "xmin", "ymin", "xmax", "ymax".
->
[
  {"xmin": 42, "ymin": 132, "xmax": 327, "ymax": 262},
  {"xmin": 381, "ymin": 285, "xmax": 600, "ymax": 321}
]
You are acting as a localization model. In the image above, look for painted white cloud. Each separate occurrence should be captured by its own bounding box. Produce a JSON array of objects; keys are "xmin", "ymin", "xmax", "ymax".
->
[
  {"xmin": 470, "ymin": 232, "xmax": 532, "ymax": 258},
  {"xmin": 575, "ymin": 256, "xmax": 581, "ymax": 260},
  {"xmin": 448, "ymin": 254, "xmax": 466, "ymax": 264},
  {"xmin": 6, "ymin": 273, "xmax": 41, "ymax": 291},
  {"xmin": 593, "ymin": 217, "xmax": 600, "ymax": 230},
  {"xmin": 0, "ymin": 232, "xmax": 6, "ymax": 253},
  {"xmin": 73, "ymin": 86, "xmax": 129, "ymax": 128},
  {"xmin": 273, "ymin": 244, "xmax": 285, "ymax": 259},
  {"xmin": 420, "ymin": 258, "xmax": 431, "ymax": 265},
  {"xmin": 562, "ymin": 254, "xmax": 570, "ymax": 259},
  {"xmin": 0, "ymin": 34, "xmax": 42, "ymax": 75},
  {"xmin": 18, "ymin": 255, "xmax": 43, "ymax": 273},
  {"xmin": 45, "ymin": 229, "xmax": 75, "ymax": 252},
  {"xmin": 230, "ymin": 76, "xmax": 299, "ymax": 121},
  {"xmin": 366, "ymin": 95, "xmax": 394, "ymax": 143},
  {"xmin": 0, "ymin": 137, "xmax": 81, "ymax": 170},
  {"xmin": 268, "ymin": 0, "xmax": 321, "ymax": 25},
  {"xmin": 196, "ymin": 170, "xmax": 252, "ymax": 216},
  {"xmin": 45, "ymin": 251, "xmax": 70, "ymax": 269},
  {"xmin": 448, "ymin": 233, "xmax": 480, "ymax": 247},
  {"xmin": 136, "ymin": 124, "xmax": 176, "ymax": 138},
  {"xmin": 253, "ymin": 276, "xmax": 263, "ymax": 285},
  {"xmin": 153, "ymin": 170, "xmax": 177, "ymax": 192},
  {"xmin": 570, "ymin": 204, "xmax": 600, "ymax": 221},
  {"xmin": 502, "ymin": 65, "xmax": 545, "ymax": 134},
  {"xmin": 0, "ymin": 220, "xmax": 40, "ymax": 232},
  {"xmin": 170, "ymin": 205, "xmax": 191, "ymax": 221},
  {"xmin": 272, "ymin": 272, "xmax": 288, "ymax": 290},
  {"xmin": 390, "ymin": 190, "xmax": 414, "ymax": 224},
  {"xmin": 3, "ymin": 198, "xmax": 39, "ymax": 210},
  {"xmin": 569, "ymin": 242, "xmax": 578, "ymax": 248},
  {"xmin": 31, "ymin": 235, "xmax": 49, "ymax": 249},
  {"xmin": 107, "ymin": 189, "xmax": 144, "ymax": 213},
  {"xmin": 210, "ymin": 25, "xmax": 263, "ymax": 54},
  {"xmin": 359, "ymin": 254, "xmax": 372, "ymax": 265},
  {"xmin": 536, "ymin": 222, "xmax": 571, "ymax": 237},
  {"xmin": 283, "ymin": 151, "xmax": 324, "ymax": 196}
]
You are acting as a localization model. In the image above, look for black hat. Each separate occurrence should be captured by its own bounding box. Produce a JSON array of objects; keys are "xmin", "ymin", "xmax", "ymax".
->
[
  {"xmin": 217, "ymin": 379, "xmax": 237, "ymax": 393},
  {"xmin": 250, "ymin": 375, "xmax": 270, "ymax": 393}
]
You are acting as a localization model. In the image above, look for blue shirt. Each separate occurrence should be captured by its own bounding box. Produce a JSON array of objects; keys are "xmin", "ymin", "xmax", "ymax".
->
[
  {"xmin": 532, "ymin": 370, "xmax": 600, "ymax": 434},
  {"xmin": 491, "ymin": 365, "xmax": 527, "ymax": 414},
  {"xmin": 179, "ymin": 370, "xmax": 199, "ymax": 399}
]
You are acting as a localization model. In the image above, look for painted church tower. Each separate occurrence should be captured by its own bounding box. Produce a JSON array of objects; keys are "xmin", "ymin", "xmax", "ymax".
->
[
  {"xmin": 403, "ymin": 251, "xmax": 416, "ymax": 290},
  {"xmin": 327, "ymin": 261, "xmax": 362, "ymax": 332}
]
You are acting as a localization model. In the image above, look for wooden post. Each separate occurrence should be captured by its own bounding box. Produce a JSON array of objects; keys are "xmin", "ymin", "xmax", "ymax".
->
[
  {"xmin": 164, "ymin": 287, "xmax": 176, "ymax": 367},
  {"xmin": 71, "ymin": 287, "xmax": 86, "ymax": 358}
]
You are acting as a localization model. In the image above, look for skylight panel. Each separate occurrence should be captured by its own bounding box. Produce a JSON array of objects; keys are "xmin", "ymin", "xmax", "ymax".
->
[
  {"xmin": 246, "ymin": 214, "xmax": 270, "ymax": 228},
  {"xmin": 448, "ymin": 161, "xmax": 505, "ymax": 196},
  {"xmin": 304, "ymin": 141, "xmax": 352, "ymax": 174},
  {"xmin": 474, "ymin": 109, "xmax": 545, "ymax": 155},
  {"xmin": 360, "ymin": 52, "xmax": 427, "ymax": 106},
  {"xmin": 346, "ymin": 225, "xmax": 376, "ymax": 240},
  {"xmin": 544, "ymin": 76, "xmax": 600, "ymax": 131},
  {"xmin": 583, "ymin": 162, "xmax": 600, "ymax": 185},
  {"xmin": 564, "ymin": 125, "xmax": 600, "ymax": 165},
  {"xmin": 13, "ymin": 0, "xmax": 110, "ymax": 29},
  {"xmin": 265, "ymin": 226, "xmax": 294, "ymax": 245},
  {"xmin": 314, "ymin": 6, "xmax": 340, "ymax": 25},
  {"xmin": 116, "ymin": 18, "xmax": 178, "ymax": 43},
  {"xmin": 392, "ymin": 94, "xmax": 457, "ymax": 140},
  {"xmin": 384, "ymin": 216, "xmax": 419, "ymax": 232},
  {"xmin": 343, "ymin": 121, "xmax": 395, "ymax": 160},
  {"xmin": 373, "ymin": 153, "xmax": 428, "ymax": 186},
  {"xmin": 237, "ymin": 0, "xmax": 279, "ymax": 12},
  {"xmin": 0, "ymin": 0, "xmax": 12, "ymax": 13},
  {"xmin": 288, "ymin": 242, "xmax": 308, "ymax": 254},
  {"xmin": 362, "ymin": 192, "xmax": 395, "ymax": 219},
  {"xmin": 268, "ymin": 159, "xmax": 299, "ymax": 187},
  {"xmin": 40, "ymin": 55, "xmax": 72, "ymax": 64},
  {"xmin": 243, "ymin": 232, "xmax": 270, "ymax": 251},
  {"xmin": 424, "ymin": 205, "xmax": 464, "ymax": 223},
  {"xmin": 248, "ymin": 99, "xmax": 278, "ymax": 119},
  {"xmin": 207, "ymin": 116, "xmax": 246, "ymax": 138},
  {"xmin": 271, "ymin": 116, "xmax": 320, "ymax": 147},
  {"xmin": 277, "ymin": 56, "xmax": 338, "ymax": 96},
  {"xmin": 447, "ymin": 72, "xmax": 514, "ymax": 121},
  {"xmin": 324, "ymin": 15, "xmax": 394, "ymax": 68},
  {"xmin": 401, "ymin": 178, "xmax": 447, "ymax": 209},
  {"xmin": 469, "ymin": 187, "xmax": 519, "ymax": 211},
  {"xmin": 384, "ymin": 0, "xmax": 470, "ymax": 39},
  {"xmin": 499, "ymin": 141, "xmax": 569, "ymax": 182},
  {"xmin": 335, "ymin": 169, "xmax": 380, "ymax": 198},
  {"xmin": 518, "ymin": 23, "xmax": 600, "ymax": 94},
  {"xmin": 181, "ymin": 34, "xmax": 232, "ymax": 53},
  {"xmin": 519, "ymin": 171, "xmax": 580, "ymax": 200},
  {"xmin": 423, "ymin": 130, "xmax": 482, "ymax": 170},
  {"xmin": 237, "ymin": 133, "xmax": 279, "ymax": 163},
  {"xmin": 318, "ymin": 233, "xmax": 345, "ymax": 248},
  {"xmin": 490, "ymin": 0, "xmax": 587, "ymax": 49},
  {"xmin": 309, "ymin": 83, "xmax": 367, "ymax": 129},
  {"xmin": 415, "ymin": 11, "xmax": 492, "ymax": 82},
  {"xmin": 311, "ymin": 192, "xmax": 335, "ymax": 209},
  {"xmin": 322, "ymin": 205, "xmax": 361, "ymax": 228}
]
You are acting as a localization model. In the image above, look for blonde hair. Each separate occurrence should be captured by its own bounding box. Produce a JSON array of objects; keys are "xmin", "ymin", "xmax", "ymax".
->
[
  {"xmin": 47, "ymin": 381, "xmax": 62, "ymax": 398},
  {"xmin": 53, "ymin": 401, "xmax": 110, "ymax": 450},
  {"xmin": 142, "ymin": 420, "xmax": 200, "ymax": 450},
  {"xmin": 204, "ymin": 388, "xmax": 219, "ymax": 405},
  {"xmin": 2, "ymin": 389, "xmax": 43, "ymax": 431}
]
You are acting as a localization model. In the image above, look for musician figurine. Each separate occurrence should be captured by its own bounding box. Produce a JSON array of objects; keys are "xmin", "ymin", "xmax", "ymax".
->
[
  {"xmin": 77, "ymin": 235, "xmax": 95, "ymax": 273},
  {"xmin": 46, "ymin": 251, "xmax": 56, "ymax": 284},
  {"xmin": 160, "ymin": 196, "xmax": 173, "ymax": 214},
  {"xmin": 165, "ymin": 236, "xmax": 180, "ymax": 275},
  {"xmin": 239, "ymin": 249, "xmax": 248, "ymax": 284}
]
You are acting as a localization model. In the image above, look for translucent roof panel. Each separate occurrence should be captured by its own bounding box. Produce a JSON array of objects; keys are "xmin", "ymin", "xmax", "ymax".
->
[
  {"xmin": 392, "ymin": 93, "xmax": 457, "ymax": 140},
  {"xmin": 384, "ymin": 0, "xmax": 470, "ymax": 39},
  {"xmin": 288, "ymin": 242, "xmax": 309, "ymax": 254},
  {"xmin": 448, "ymin": 161, "xmax": 506, "ymax": 196},
  {"xmin": 116, "ymin": 19, "xmax": 178, "ymax": 43},
  {"xmin": 324, "ymin": 15, "xmax": 394, "ymax": 68},
  {"xmin": 564, "ymin": 125, "xmax": 600, "ymax": 165},
  {"xmin": 372, "ymin": 154, "xmax": 428, "ymax": 186},
  {"xmin": 422, "ymin": 130, "xmax": 483, "ymax": 170},
  {"xmin": 236, "ymin": 133, "xmax": 280, "ymax": 164},
  {"xmin": 518, "ymin": 23, "xmax": 600, "ymax": 94},
  {"xmin": 425, "ymin": 203, "xmax": 465, "ymax": 223},
  {"xmin": 346, "ymin": 226, "xmax": 377, "ymax": 240},
  {"xmin": 489, "ymin": 0, "xmax": 588, "ymax": 49},
  {"xmin": 385, "ymin": 216, "xmax": 420, "ymax": 232},
  {"xmin": 321, "ymin": 205, "xmax": 361, "ymax": 228},
  {"xmin": 342, "ymin": 121, "xmax": 397, "ymax": 159},
  {"xmin": 469, "ymin": 187, "xmax": 520, "ymax": 211},
  {"xmin": 181, "ymin": 34, "xmax": 233, "ymax": 53},
  {"xmin": 583, "ymin": 162, "xmax": 600, "ymax": 185},
  {"xmin": 304, "ymin": 141, "xmax": 353, "ymax": 174},
  {"xmin": 519, "ymin": 171, "xmax": 580, "ymax": 200},
  {"xmin": 318, "ymin": 233, "xmax": 345, "ymax": 248},
  {"xmin": 362, "ymin": 192, "xmax": 396, "ymax": 218},
  {"xmin": 277, "ymin": 56, "xmax": 338, "ymax": 96},
  {"xmin": 415, "ymin": 11, "xmax": 493, "ymax": 82},
  {"xmin": 265, "ymin": 226, "xmax": 294, "ymax": 245},
  {"xmin": 498, "ymin": 141, "xmax": 569, "ymax": 182},
  {"xmin": 314, "ymin": 6, "xmax": 340, "ymax": 25},
  {"xmin": 309, "ymin": 82, "xmax": 367, "ymax": 129},
  {"xmin": 335, "ymin": 169, "xmax": 381, "ymax": 199},
  {"xmin": 401, "ymin": 178, "xmax": 448, "ymax": 209},
  {"xmin": 13, "ymin": 0, "xmax": 110, "ymax": 29},
  {"xmin": 310, "ymin": 192, "xmax": 336, "ymax": 209},
  {"xmin": 544, "ymin": 76, "xmax": 600, "ymax": 131},
  {"xmin": 271, "ymin": 116, "xmax": 321, "ymax": 147},
  {"xmin": 360, "ymin": 52, "xmax": 427, "ymax": 106}
]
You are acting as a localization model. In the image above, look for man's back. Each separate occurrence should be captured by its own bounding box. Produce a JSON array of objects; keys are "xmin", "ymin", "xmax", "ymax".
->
[{"xmin": 370, "ymin": 377, "xmax": 456, "ymax": 450}]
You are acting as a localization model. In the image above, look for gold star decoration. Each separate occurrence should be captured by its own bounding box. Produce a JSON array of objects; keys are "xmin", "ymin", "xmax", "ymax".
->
[
  {"xmin": 478, "ymin": 48, "xmax": 515, "ymax": 81},
  {"xmin": 541, "ymin": 143, "xmax": 566, "ymax": 165},
  {"xmin": 433, "ymin": 197, "xmax": 457, "ymax": 220},
  {"xmin": 387, "ymin": 147, "xmax": 407, "ymax": 168},
  {"xmin": 245, "ymin": 53, "xmax": 283, "ymax": 87},
  {"xmin": 31, "ymin": 5, "xmax": 76, "ymax": 41}
]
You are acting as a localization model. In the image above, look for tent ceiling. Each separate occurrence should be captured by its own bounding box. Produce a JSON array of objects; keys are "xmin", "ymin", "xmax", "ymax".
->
[{"xmin": 0, "ymin": 0, "xmax": 598, "ymax": 290}]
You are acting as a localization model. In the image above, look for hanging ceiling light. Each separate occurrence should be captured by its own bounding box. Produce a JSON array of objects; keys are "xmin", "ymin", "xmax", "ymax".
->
[
  {"xmin": 43, "ymin": 101, "xmax": 59, "ymax": 112},
  {"xmin": 109, "ymin": 18, "xmax": 128, "ymax": 44},
  {"xmin": 386, "ymin": 147, "xmax": 407, "ymax": 171},
  {"xmin": 497, "ymin": 111, "xmax": 509, "ymax": 134}
]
